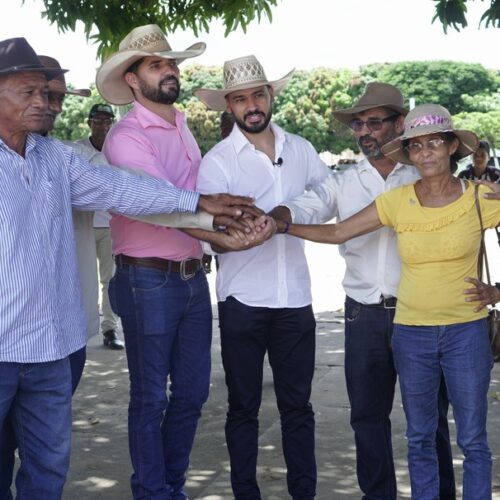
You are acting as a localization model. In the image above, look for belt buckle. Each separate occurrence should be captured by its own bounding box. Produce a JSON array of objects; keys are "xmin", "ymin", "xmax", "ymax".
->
[
  {"xmin": 382, "ymin": 297, "xmax": 396, "ymax": 309},
  {"xmin": 180, "ymin": 259, "xmax": 197, "ymax": 280}
]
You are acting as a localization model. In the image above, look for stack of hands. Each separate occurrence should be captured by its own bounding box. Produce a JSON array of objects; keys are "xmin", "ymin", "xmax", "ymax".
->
[{"xmin": 197, "ymin": 193, "xmax": 291, "ymax": 252}]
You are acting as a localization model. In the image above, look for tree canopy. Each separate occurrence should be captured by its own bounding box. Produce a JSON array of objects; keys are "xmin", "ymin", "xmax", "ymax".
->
[
  {"xmin": 29, "ymin": 0, "xmax": 499, "ymax": 60},
  {"xmin": 53, "ymin": 60, "xmax": 500, "ymax": 158},
  {"xmin": 34, "ymin": 0, "xmax": 278, "ymax": 59}
]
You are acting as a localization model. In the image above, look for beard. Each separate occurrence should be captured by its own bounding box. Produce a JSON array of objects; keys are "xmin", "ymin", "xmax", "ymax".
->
[
  {"xmin": 234, "ymin": 105, "xmax": 273, "ymax": 134},
  {"xmin": 358, "ymin": 127, "xmax": 399, "ymax": 159},
  {"xmin": 138, "ymin": 75, "xmax": 180, "ymax": 105}
]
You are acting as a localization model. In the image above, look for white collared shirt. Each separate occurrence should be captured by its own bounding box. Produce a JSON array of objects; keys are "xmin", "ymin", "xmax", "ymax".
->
[
  {"xmin": 197, "ymin": 123, "xmax": 330, "ymax": 308},
  {"xmin": 285, "ymin": 158, "xmax": 421, "ymax": 304}
]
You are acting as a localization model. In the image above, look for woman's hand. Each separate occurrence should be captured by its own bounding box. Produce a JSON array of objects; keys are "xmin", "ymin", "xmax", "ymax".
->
[{"xmin": 464, "ymin": 277, "xmax": 500, "ymax": 312}]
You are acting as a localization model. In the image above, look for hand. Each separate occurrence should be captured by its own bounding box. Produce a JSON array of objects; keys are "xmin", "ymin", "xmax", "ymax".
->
[
  {"xmin": 198, "ymin": 193, "xmax": 255, "ymax": 218},
  {"xmin": 214, "ymin": 215, "xmax": 277, "ymax": 251},
  {"xmin": 268, "ymin": 205, "xmax": 292, "ymax": 222},
  {"xmin": 212, "ymin": 205, "xmax": 267, "ymax": 233},
  {"xmin": 464, "ymin": 277, "xmax": 500, "ymax": 312},
  {"xmin": 474, "ymin": 179, "xmax": 500, "ymax": 200}
]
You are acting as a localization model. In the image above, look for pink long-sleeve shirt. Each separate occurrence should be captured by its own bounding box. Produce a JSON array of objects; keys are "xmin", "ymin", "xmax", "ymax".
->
[{"xmin": 103, "ymin": 102, "xmax": 203, "ymax": 260}]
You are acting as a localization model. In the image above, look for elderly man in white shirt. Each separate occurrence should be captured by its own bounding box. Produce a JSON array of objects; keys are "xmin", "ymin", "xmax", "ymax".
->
[
  {"xmin": 192, "ymin": 55, "xmax": 330, "ymax": 500},
  {"xmin": 271, "ymin": 83, "xmax": 456, "ymax": 500}
]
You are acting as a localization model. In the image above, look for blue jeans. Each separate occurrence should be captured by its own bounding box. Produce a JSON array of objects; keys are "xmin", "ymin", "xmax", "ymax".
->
[
  {"xmin": 218, "ymin": 296, "xmax": 316, "ymax": 500},
  {"xmin": 344, "ymin": 296, "xmax": 455, "ymax": 500},
  {"xmin": 392, "ymin": 319, "xmax": 493, "ymax": 500},
  {"xmin": 0, "ymin": 348, "xmax": 86, "ymax": 500},
  {"xmin": 109, "ymin": 263, "xmax": 212, "ymax": 500},
  {"xmin": 0, "ymin": 359, "xmax": 72, "ymax": 500}
]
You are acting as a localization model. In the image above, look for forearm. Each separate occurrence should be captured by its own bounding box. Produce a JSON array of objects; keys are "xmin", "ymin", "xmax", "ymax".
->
[
  {"xmin": 288, "ymin": 202, "xmax": 382, "ymax": 244},
  {"xmin": 127, "ymin": 211, "xmax": 214, "ymax": 231}
]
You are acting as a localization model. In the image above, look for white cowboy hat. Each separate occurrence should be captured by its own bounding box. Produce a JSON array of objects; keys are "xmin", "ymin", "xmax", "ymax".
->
[
  {"xmin": 194, "ymin": 55, "xmax": 294, "ymax": 111},
  {"xmin": 381, "ymin": 104, "xmax": 479, "ymax": 165},
  {"xmin": 96, "ymin": 24, "xmax": 206, "ymax": 105}
]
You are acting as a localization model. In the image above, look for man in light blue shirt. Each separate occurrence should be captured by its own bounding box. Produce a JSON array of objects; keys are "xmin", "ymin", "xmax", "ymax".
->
[{"xmin": 0, "ymin": 37, "xmax": 259, "ymax": 500}]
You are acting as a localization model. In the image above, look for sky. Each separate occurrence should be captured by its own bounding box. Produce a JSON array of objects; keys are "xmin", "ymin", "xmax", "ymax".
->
[{"xmin": 1, "ymin": 0, "xmax": 499, "ymax": 89}]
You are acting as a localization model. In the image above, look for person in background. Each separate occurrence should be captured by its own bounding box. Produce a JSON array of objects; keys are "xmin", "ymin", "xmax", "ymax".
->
[
  {"xmin": 287, "ymin": 104, "xmax": 498, "ymax": 500},
  {"xmin": 73, "ymin": 103, "xmax": 124, "ymax": 350},
  {"xmin": 271, "ymin": 83, "xmax": 456, "ymax": 500},
  {"xmin": 459, "ymin": 140, "xmax": 500, "ymax": 182}
]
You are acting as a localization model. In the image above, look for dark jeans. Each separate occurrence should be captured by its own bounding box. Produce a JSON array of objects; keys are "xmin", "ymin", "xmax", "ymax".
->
[
  {"xmin": 218, "ymin": 296, "xmax": 316, "ymax": 500},
  {"xmin": 0, "ymin": 347, "xmax": 86, "ymax": 500},
  {"xmin": 0, "ymin": 359, "xmax": 72, "ymax": 500},
  {"xmin": 109, "ymin": 263, "xmax": 212, "ymax": 500},
  {"xmin": 344, "ymin": 296, "xmax": 455, "ymax": 500}
]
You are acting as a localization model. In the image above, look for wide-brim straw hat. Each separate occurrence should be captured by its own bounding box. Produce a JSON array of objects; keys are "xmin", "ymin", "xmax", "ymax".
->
[
  {"xmin": 381, "ymin": 104, "xmax": 479, "ymax": 165},
  {"xmin": 194, "ymin": 55, "xmax": 294, "ymax": 111},
  {"xmin": 96, "ymin": 24, "xmax": 206, "ymax": 105},
  {"xmin": 333, "ymin": 82, "xmax": 408, "ymax": 126},
  {"xmin": 38, "ymin": 56, "xmax": 91, "ymax": 97},
  {"xmin": 0, "ymin": 37, "xmax": 67, "ymax": 81}
]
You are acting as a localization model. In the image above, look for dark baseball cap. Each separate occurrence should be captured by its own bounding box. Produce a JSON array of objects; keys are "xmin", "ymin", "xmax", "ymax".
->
[{"xmin": 88, "ymin": 103, "xmax": 115, "ymax": 119}]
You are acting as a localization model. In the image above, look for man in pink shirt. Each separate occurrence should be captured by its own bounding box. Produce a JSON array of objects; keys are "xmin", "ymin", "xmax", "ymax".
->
[{"xmin": 96, "ymin": 24, "xmax": 275, "ymax": 500}]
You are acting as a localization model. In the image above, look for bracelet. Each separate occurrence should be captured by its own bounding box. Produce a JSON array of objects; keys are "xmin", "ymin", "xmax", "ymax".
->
[{"xmin": 282, "ymin": 221, "xmax": 290, "ymax": 234}]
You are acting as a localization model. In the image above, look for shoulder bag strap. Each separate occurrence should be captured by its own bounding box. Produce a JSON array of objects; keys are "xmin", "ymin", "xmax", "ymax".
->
[{"xmin": 474, "ymin": 184, "xmax": 492, "ymax": 285}]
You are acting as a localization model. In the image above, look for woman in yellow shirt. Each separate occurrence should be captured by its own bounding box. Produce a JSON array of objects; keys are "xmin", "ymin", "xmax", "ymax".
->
[{"xmin": 288, "ymin": 104, "xmax": 500, "ymax": 500}]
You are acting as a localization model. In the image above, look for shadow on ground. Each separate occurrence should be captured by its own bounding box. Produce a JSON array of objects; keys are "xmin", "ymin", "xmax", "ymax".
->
[{"xmin": 62, "ymin": 309, "xmax": 500, "ymax": 499}]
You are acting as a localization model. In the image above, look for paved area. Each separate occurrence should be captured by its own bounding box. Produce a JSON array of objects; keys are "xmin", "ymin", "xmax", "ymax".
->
[{"xmin": 64, "ymin": 238, "xmax": 500, "ymax": 499}]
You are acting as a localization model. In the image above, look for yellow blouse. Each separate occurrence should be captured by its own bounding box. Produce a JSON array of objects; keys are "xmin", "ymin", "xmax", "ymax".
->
[{"xmin": 375, "ymin": 182, "xmax": 500, "ymax": 325}]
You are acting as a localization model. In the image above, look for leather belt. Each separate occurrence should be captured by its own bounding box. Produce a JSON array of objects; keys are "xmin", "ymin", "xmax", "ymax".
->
[
  {"xmin": 363, "ymin": 296, "xmax": 397, "ymax": 309},
  {"xmin": 115, "ymin": 254, "xmax": 202, "ymax": 279}
]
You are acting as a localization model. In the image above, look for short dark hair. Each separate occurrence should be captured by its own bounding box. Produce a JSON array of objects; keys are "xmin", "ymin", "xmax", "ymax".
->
[
  {"xmin": 477, "ymin": 140, "xmax": 490, "ymax": 154},
  {"xmin": 125, "ymin": 57, "xmax": 145, "ymax": 76}
]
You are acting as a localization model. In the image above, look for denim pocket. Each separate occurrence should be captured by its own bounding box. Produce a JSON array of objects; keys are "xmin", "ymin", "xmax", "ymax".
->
[
  {"xmin": 345, "ymin": 301, "xmax": 362, "ymax": 323},
  {"xmin": 130, "ymin": 266, "xmax": 169, "ymax": 292}
]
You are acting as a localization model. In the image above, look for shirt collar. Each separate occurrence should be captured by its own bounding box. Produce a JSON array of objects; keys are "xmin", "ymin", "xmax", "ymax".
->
[
  {"xmin": 357, "ymin": 156, "xmax": 408, "ymax": 176},
  {"xmin": 133, "ymin": 101, "xmax": 185, "ymax": 130},
  {"xmin": 228, "ymin": 121, "xmax": 288, "ymax": 157}
]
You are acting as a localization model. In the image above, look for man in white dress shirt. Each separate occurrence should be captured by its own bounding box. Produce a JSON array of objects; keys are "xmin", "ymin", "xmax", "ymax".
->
[
  {"xmin": 193, "ymin": 55, "xmax": 330, "ymax": 500},
  {"xmin": 272, "ymin": 83, "xmax": 456, "ymax": 500}
]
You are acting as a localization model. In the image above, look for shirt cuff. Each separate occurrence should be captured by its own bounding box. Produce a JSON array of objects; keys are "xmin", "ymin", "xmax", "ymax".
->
[{"xmin": 178, "ymin": 190, "xmax": 200, "ymax": 213}]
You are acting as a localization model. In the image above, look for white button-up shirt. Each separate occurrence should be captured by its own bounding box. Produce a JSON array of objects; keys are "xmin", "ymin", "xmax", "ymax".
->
[
  {"xmin": 285, "ymin": 158, "xmax": 421, "ymax": 304},
  {"xmin": 197, "ymin": 123, "xmax": 330, "ymax": 308}
]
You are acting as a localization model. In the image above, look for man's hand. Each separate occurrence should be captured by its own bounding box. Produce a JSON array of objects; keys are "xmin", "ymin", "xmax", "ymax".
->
[
  {"xmin": 212, "ymin": 205, "xmax": 267, "ymax": 233},
  {"xmin": 213, "ymin": 215, "xmax": 277, "ymax": 252},
  {"xmin": 198, "ymin": 193, "xmax": 255, "ymax": 218},
  {"xmin": 268, "ymin": 205, "xmax": 292, "ymax": 234},
  {"xmin": 474, "ymin": 179, "xmax": 500, "ymax": 200},
  {"xmin": 464, "ymin": 277, "xmax": 500, "ymax": 312}
]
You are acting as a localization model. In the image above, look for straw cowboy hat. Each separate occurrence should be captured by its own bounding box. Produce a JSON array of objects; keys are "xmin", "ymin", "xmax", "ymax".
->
[
  {"xmin": 381, "ymin": 104, "xmax": 479, "ymax": 165},
  {"xmin": 194, "ymin": 55, "xmax": 294, "ymax": 111},
  {"xmin": 96, "ymin": 24, "xmax": 206, "ymax": 105},
  {"xmin": 0, "ymin": 37, "xmax": 66, "ymax": 81},
  {"xmin": 333, "ymin": 82, "xmax": 408, "ymax": 126},
  {"xmin": 38, "ymin": 56, "xmax": 91, "ymax": 97}
]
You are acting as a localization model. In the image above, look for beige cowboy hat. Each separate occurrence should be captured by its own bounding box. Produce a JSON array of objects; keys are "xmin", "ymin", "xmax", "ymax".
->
[
  {"xmin": 381, "ymin": 104, "xmax": 479, "ymax": 165},
  {"xmin": 194, "ymin": 55, "xmax": 294, "ymax": 111},
  {"xmin": 333, "ymin": 82, "xmax": 408, "ymax": 127},
  {"xmin": 38, "ymin": 56, "xmax": 91, "ymax": 97},
  {"xmin": 96, "ymin": 24, "xmax": 206, "ymax": 105}
]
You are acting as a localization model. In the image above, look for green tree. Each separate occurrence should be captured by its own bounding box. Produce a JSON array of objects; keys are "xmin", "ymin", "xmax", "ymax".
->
[
  {"xmin": 432, "ymin": 0, "xmax": 499, "ymax": 32},
  {"xmin": 52, "ymin": 87, "xmax": 104, "ymax": 140},
  {"xmin": 453, "ymin": 110, "xmax": 500, "ymax": 148},
  {"xmin": 361, "ymin": 61, "xmax": 497, "ymax": 114},
  {"xmin": 32, "ymin": 0, "xmax": 279, "ymax": 59}
]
